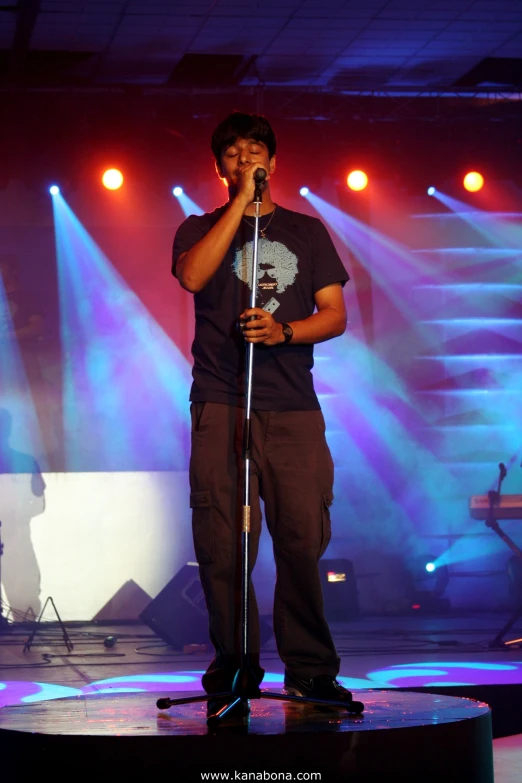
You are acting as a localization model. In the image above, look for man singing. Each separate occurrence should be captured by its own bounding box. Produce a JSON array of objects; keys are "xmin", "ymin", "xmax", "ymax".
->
[{"xmin": 172, "ymin": 111, "xmax": 352, "ymax": 716}]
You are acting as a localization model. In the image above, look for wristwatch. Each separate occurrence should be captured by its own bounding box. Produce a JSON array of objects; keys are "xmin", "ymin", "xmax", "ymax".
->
[{"xmin": 281, "ymin": 323, "xmax": 293, "ymax": 344}]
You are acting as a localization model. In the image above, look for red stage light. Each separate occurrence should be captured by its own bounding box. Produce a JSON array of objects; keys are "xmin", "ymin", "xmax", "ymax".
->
[
  {"xmin": 347, "ymin": 170, "xmax": 368, "ymax": 191},
  {"xmin": 463, "ymin": 171, "xmax": 484, "ymax": 193},
  {"xmin": 102, "ymin": 169, "xmax": 124, "ymax": 190}
]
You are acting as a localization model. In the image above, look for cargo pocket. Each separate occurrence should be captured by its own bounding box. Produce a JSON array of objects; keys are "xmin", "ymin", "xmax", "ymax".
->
[
  {"xmin": 190, "ymin": 489, "xmax": 214, "ymax": 564},
  {"xmin": 319, "ymin": 492, "xmax": 333, "ymax": 557}
]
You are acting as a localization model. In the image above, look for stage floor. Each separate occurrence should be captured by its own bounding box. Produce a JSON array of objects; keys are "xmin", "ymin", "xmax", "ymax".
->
[
  {"xmin": 2, "ymin": 611, "xmax": 521, "ymax": 694},
  {"xmin": 1, "ymin": 611, "xmax": 521, "ymax": 780}
]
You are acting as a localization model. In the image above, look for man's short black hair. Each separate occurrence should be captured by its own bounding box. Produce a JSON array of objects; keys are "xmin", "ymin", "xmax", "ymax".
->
[{"xmin": 211, "ymin": 111, "xmax": 277, "ymax": 164}]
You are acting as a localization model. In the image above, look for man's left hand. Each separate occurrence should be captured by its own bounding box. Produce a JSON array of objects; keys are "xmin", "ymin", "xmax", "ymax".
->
[{"xmin": 239, "ymin": 307, "xmax": 284, "ymax": 346}]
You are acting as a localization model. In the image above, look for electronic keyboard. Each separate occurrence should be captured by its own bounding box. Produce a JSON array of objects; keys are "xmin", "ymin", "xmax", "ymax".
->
[{"xmin": 469, "ymin": 494, "xmax": 522, "ymax": 520}]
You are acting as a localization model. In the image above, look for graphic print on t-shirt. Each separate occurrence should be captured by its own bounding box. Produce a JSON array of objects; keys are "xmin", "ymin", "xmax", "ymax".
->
[{"xmin": 232, "ymin": 238, "xmax": 298, "ymax": 309}]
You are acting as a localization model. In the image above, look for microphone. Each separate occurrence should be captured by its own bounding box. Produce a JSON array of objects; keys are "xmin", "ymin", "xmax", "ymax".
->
[{"xmin": 254, "ymin": 168, "xmax": 267, "ymax": 183}]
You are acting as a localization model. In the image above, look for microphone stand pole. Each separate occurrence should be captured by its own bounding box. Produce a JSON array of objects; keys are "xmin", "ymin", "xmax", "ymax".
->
[
  {"xmin": 210, "ymin": 174, "xmax": 268, "ymax": 719},
  {"xmin": 156, "ymin": 172, "xmax": 364, "ymax": 726},
  {"xmin": 199, "ymin": 173, "xmax": 267, "ymax": 723}
]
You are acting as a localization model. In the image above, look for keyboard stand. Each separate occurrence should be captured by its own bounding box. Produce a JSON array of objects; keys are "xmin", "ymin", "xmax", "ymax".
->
[
  {"xmin": 484, "ymin": 480, "xmax": 522, "ymax": 648},
  {"xmin": 489, "ymin": 601, "xmax": 522, "ymax": 648}
]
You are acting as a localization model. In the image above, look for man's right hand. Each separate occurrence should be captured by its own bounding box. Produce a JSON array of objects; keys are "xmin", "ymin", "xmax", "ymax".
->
[{"xmin": 233, "ymin": 162, "xmax": 268, "ymax": 210}]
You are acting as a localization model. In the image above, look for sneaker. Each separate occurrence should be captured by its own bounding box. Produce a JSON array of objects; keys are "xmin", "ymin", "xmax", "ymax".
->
[{"xmin": 284, "ymin": 673, "xmax": 353, "ymax": 704}]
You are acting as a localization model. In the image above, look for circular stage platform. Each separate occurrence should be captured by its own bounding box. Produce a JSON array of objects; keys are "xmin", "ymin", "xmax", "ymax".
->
[{"xmin": 0, "ymin": 689, "xmax": 493, "ymax": 782}]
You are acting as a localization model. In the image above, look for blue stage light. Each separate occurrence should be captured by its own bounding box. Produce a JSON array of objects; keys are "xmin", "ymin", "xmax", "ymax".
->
[
  {"xmin": 51, "ymin": 195, "xmax": 192, "ymax": 472},
  {"xmin": 172, "ymin": 186, "xmax": 183, "ymax": 197},
  {"xmin": 427, "ymin": 187, "xmax": 435, "ymax": 196},
  {"xmin": 300, "ymin": 187, "xmax": 309, "ymax": 197},
  {"xmin": 406, "ymin": 554, "xmax": 450, "ymax": 614},
  {"xmin": 49, "ymin": 185, "xmax": 60, "ymax": 195}
]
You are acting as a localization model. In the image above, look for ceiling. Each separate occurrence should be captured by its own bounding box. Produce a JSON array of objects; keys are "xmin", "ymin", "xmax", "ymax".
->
[
  {"xmin": 1, "ymin": 0, "xmax": 522, "ymax": 95},
  {"xmin": 1, "ymin": 0, "xmax": 521, "ymax": 190}
]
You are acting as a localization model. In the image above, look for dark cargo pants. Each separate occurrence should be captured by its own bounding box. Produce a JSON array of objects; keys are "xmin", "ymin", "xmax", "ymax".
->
[{"xmin": 189, "ymin": 401, "xmax": 341, "ymax": 694}]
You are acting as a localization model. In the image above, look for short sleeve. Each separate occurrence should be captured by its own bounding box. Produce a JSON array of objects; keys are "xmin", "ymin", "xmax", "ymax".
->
[
  {"xmin": 310, "ymin": 218, "xmax": 350, "ymax": 293},
  {"xmin": 172, "ymin": 214, "xmax": 209, "ymax": 277}
]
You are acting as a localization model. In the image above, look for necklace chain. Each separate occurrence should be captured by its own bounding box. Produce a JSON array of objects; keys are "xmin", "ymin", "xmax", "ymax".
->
[{"xmin": 242, "ymin": 206, "xmax": 277, "ymax": 238}]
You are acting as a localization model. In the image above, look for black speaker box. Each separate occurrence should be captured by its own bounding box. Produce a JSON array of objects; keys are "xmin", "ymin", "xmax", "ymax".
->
[
  {"xmin": 140, "ymin": 563, "xmax": 273, "ymax": 650},
  {"xmin": 139, "ymin": 563, "xmax": 209, "ymax": 649},
  {"xmin": 319, "ymin": 558, "xmax": 360, "ymax": 621},
  {"xmin": 93, "ymin": 579, "xmax": 152, "ymax": 621}
]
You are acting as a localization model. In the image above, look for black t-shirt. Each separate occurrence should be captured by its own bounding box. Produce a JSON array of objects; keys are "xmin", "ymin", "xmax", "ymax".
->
[{"xmin": 172, "ymin": 204, "xmax": 349, "ymax": 411}]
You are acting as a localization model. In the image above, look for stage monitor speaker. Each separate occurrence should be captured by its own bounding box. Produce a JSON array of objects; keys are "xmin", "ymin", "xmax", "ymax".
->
[
  {"xmin": 93, "ymin": 580, "xmax": 152, "ymax": 621},
  {"xmin": 140, "ymin": 563, "xmax": 209, "ymax": 650},
  {"xmin": 140, "ymin": 562, "xmax": 273, "ymax": 650},
  {"xmin": 319, "ymin": 558, "xmax": 360, "ymax": 621}
]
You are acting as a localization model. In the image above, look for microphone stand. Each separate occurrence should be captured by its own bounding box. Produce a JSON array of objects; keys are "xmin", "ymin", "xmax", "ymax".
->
[{"xmin": 156, "ymin": 171, "xmax": 364, "ymax": 727}]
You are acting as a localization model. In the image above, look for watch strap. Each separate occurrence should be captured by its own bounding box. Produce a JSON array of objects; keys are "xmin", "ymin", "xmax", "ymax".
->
[{"xmin": 282, "ymin": 323, "xmax": 293, "ymax": 343}]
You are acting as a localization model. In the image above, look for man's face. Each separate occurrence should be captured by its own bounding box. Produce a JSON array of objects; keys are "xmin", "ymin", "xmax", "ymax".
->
[{"xmin": 218, "ymin": 137, "xmax": 275, "ymax": 186}]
